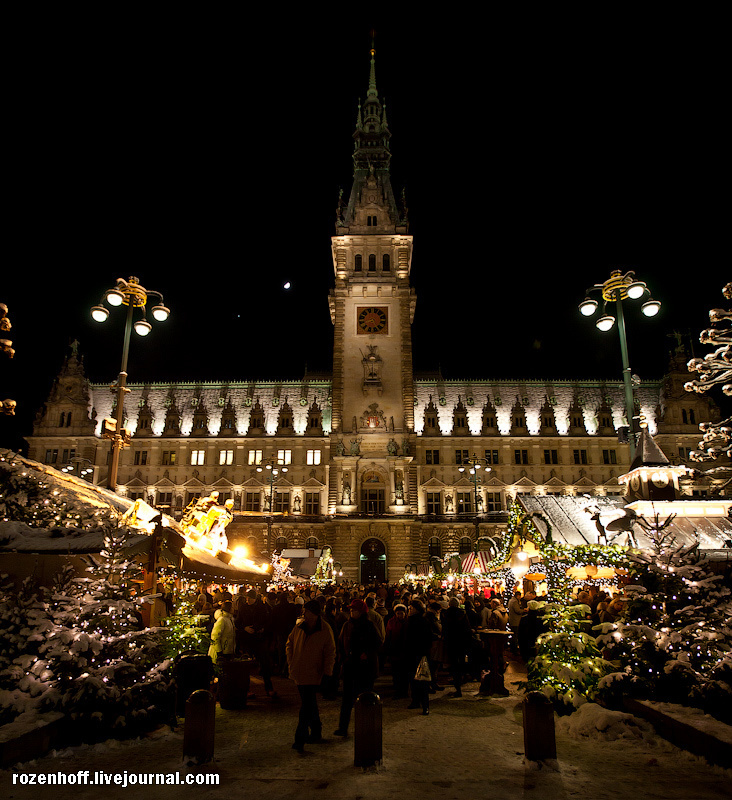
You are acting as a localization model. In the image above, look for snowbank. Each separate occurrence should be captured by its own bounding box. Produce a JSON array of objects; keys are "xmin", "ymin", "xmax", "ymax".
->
[{"xmin": 556, "ymin": 702, "xmax": 653, "ymax": 741}]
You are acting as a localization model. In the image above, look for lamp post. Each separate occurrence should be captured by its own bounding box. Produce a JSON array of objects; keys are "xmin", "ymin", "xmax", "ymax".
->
[
  {"xmin": 91, "ymin": 277, "xmax": 170, "ymax": 491},
  {"xmin": 61, "ymin": 456, "xmax": 95, "ymax": 482},
  {"xmin": 256, "ymin": 456, "xmax": 289, "ymax": 512},
  {"xmin": 579, "ymin": 270, "xmax": 660, "ymax": 459},
  {"xmin": 256, "ymin": 456, "xmax": 289, "ymax": 553},
  {"xmin": 457, "ymin": 452, "xmax": 492, "ymax": 515}
]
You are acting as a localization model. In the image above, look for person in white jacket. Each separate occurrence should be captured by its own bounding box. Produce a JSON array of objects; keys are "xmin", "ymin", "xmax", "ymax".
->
[{"xmin": 208, "ymin": 601, "xmax": 236, "ymax": 665}]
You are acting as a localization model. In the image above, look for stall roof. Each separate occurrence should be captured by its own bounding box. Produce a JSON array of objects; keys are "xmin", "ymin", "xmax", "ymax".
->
[
  {"xmin": 0, "ymin": 451, "xmax": 269, "ymax": 581},
  {"xmin": 281, "ymin": 549, "xmax": 322, "ymax": 579},
  {"xmin": 518, "ymin": 494, "xmax": 732, "ymax": 556}
]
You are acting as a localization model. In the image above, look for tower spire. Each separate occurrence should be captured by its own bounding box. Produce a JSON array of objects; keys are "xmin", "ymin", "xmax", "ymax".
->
[{"xmin": 340, "ymin": 40, "xmax": 406, "ymax": 234}]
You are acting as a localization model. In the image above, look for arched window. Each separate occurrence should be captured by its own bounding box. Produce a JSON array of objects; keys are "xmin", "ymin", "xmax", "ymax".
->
[
  {"xmin": 275, "ymin": 536, "xmax": 288, "ymax": 552},
  {"xmin": 306, "ymin": 536, "xmax": 318, "ymax": 550},
  {"xmin": 428, "ymin": 537, "xmax": 442, "ymax": 558},
  {"xmin": 458, "ymin": 537, "xmax": 473, "ymax": 554},
  {"xmin": 355, "ymin": 254, "xmax": 363, "ymax": 271},
  {"xmin": 382, "ymin": 254, "xmax": 390, "ymax": 271},
  {"xmin": 368, "ymin": 254, "xmax": 376, "ymax": 271}
]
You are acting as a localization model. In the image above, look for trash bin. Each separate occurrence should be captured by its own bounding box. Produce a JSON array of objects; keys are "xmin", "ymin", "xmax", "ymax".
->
[
  {"xmin": 175, "ymin": 652, "xmax": 213, "ymax": 717},
  {"xmin": 218, "ymin": 657, "xmax": 256, "ymax": 710}
]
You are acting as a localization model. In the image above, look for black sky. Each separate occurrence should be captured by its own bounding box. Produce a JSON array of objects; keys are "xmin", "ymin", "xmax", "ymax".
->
[{"xmin": 2, "ymin": 13, "xmax": 727, "ymax": 444}]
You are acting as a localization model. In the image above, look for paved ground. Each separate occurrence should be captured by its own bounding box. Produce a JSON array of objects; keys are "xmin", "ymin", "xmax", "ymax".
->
[{"xmin": 3, "ymin": 659, "xmax": 731, "ymax": 800}]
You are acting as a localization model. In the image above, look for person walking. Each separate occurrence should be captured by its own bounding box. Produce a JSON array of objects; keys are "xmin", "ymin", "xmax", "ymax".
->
[
  {"xmin": 405, "ymin": 599, "xmax": 433, "ymax": 715},
  {"xmin": 286, "ymin": 600, "xmax": 336, "ymax": 754},
  {"xmin": 441, "ymin": 597, "xmax": 473, "ymax": 697}
]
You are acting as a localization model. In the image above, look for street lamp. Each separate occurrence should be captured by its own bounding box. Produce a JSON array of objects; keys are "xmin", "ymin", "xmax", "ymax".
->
[
  {"xmin": 457, "ymin": 453, "xmax": 492, "ymax": 515},
  {"xmin": 256, "ymin": 457, "xmax": 289, "ymax": 513},
  {"xmin": 61, "ymin": 456, "xmax": 95, "ymax": 482},
  {"xmin": 91, "ymin": 277, "xmax": 170, "ymax": 491},
  {"xmin": 579, "ymin": 269, "xmax": 660, "ymax": 459}
]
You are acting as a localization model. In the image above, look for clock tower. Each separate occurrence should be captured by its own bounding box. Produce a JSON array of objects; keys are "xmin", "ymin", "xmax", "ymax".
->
[{"xmin": 328, "ymin": 46, "xmax": 416, "ymax": 516}]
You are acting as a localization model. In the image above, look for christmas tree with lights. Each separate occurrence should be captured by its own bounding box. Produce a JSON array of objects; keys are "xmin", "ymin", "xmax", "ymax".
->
[
  {"xmin": 596, "ymin": 540, "xmax": 732, "ymax": 722},
  {"xmin": 524, "ymin": 599, "xmax": 612, "ymax": 713}
]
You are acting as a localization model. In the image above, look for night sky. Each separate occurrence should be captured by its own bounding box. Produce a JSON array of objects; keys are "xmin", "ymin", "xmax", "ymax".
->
[{"xmin": 2, "ymin": 15, "xmax": 727, "ymax": 446}]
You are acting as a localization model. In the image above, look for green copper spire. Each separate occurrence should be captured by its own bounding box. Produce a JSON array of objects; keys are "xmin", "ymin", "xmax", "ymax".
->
[{"xmin": 339, "ymin": 42, "xmax": 406, "ymax": 233}]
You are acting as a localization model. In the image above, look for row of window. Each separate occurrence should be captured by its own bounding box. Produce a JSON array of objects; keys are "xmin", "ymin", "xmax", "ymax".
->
[
  {"xmin": 424, "ymin": 414, "xmax": 615, "ymax": 431},
  {"xmin": 138, "ymin": 490, "xmax": 322, "ymax": 515},
  {"xmin": 138, "ymin": 413, "xmax": 323, "ymax": 434},
  {"xmin": 354, "ymin": 254, "xmax": 391, "ymax": 272},
  {"xmin": 132, "ymin": 448, "xmax": 323, "ymax": 467},
  {"xmin": 425, "ymin": 491, "xmax": 504, "ymax": 514},
  {"xmin": 427, "ymin": 448, "xmax": 619, "ymax": 466}
]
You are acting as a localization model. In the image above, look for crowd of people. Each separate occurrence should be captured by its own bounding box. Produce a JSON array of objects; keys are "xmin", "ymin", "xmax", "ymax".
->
[{"xmin": 190, "ymin": 579, "xmax": 626, "ymax": 754}]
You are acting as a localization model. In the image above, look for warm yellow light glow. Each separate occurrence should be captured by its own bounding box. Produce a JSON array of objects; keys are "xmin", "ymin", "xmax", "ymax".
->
[{"xmin": 626, "ymin": 500, "xmax": 732, "ymax": 518}]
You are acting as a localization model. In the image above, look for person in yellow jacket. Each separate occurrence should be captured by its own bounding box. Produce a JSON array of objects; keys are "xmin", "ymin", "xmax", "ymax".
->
[
  {"xmin": 208, "ymin": 601, "xmax": 236, "ymax": 665},
  {"xmin": 286, "ymin": 600, "xmax": 336, "ymax": 753}
]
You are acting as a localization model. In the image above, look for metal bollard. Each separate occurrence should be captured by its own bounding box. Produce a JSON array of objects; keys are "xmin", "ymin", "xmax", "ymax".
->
[
  {"xmin": 523, "ymin": 691, "xmax": 557, "ymax": 761},
  {"xmin": 183, "ymin": 690, "xmax": 215, "ymax": 763},
  {"xmin": 354, "ymin": 691, "xmax": 382, "ymax": 767}
]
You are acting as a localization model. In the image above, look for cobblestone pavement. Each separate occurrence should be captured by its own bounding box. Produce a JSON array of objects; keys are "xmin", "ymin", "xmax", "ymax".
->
[{"xmin": 4, "ymin": 660, "xmax": 731, "ymax": 800}]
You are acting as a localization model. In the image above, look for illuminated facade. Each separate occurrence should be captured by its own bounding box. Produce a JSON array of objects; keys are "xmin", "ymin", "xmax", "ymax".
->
[{"xmin": 25, "ymin": 53, "xmax": 723, "ymax": 582}]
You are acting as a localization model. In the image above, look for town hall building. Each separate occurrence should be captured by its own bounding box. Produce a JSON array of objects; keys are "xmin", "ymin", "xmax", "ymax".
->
[{"xmin": 24, "ymin": 51, "xmax": 724, "ymax": 582}]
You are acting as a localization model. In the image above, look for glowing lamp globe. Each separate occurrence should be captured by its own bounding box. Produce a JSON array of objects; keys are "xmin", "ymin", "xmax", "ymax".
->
[
  {"xmin": 134, "ymin": 319, "xmax": 152, "ymax": 336},
  {"xmin": 106, "ymin": 288, "xmax": 125, "ymax": 306},
  {"xmin": 91, "ymin": 305, "xmax": 109, "ymax": 323},
  {"xmin": 641, "ymin": 299, "xmax": 661, "ymax": 317},
  {"xmin": 152, "ymin": 304, "xmax": 170, "ymax": 322},
  {"xmin": 596, "ymin": 314, "xmax": 615, "ymax": 332},
  {"xmin": 579, "ymin": 297, "xmax": 598, "ymax": 316},
  {"xmin": 626, "ymin": 280, "xmax": 646, "ymax": 300}
]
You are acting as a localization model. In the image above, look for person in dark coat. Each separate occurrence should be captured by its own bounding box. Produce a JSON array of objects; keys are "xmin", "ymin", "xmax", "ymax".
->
[
  {"xmin": 272, "ymin": 592, "xmax": 300, "ymax": 677},
  {"xmin": 441, "ymin": 597, "xmax": 473, "ymax": 696},
  {"xmin": 333, "ymin": 598, "xmax": 381, "ymax": 736},
  {"xmin": 384, "ymin": 603, "xmax": 409, "ymax": 698},
  {"xmin": 405, "ymin": 599, "xmax": 433, "ymax": 715},
  {"xmin": 237, "ymin": 588, "xmax": 278, "ymax": 698},
  {"xmin": 518, "ymin": 593, "xmax": 545, "ymax": 663}
]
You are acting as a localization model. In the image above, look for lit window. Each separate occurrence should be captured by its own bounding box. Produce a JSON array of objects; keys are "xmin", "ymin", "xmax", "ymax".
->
[
  {"xmin": 426, "ymin": 493, "xmax": 441, "ymax": 514},
  {"xmin": 307, "ymin": 449, "xmax": 321, "ymax": 465},
  {"xmin": 305, "ymin": 492, "xmax": 320, "ymax": 514},
  {"xmin": 219, "ymin": 449, "xmax": 234, "ymax": 465},
  {"xmin": 248, "ymin": 449, "xmax": 263, "ymax": 465},
  {"xmin": 457, "ymin": 492, "xmax": 473, "ymax": 513},
  {"xmin": 191, "ymin": 450, "xmax": 205, "ymax": 465},
  {"xmin": 573, "ymin": 449, "xmax": 589, "ymax": 465},
  {"xmin": 277, "ymin": 449, "xmax": 292, "ymax": 465}
]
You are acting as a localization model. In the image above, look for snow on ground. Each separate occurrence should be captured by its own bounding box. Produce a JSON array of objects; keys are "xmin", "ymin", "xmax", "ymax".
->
[
  {"xmin": 556, "ymin": 701, "xmax": 654, "ymax": 741},
  {"xmin": 2, "ymin": 669, "xmax": 731, "ymax": 800}
]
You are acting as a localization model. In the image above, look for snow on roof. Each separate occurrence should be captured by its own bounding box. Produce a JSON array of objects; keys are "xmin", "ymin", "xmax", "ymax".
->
[
  {"xmin": 519, "ymin": 494, "xmax": 732, "ymax": 553},
  {"xmin": 0, "ymin": 451, "xmax": 267, "ymax": 579}
]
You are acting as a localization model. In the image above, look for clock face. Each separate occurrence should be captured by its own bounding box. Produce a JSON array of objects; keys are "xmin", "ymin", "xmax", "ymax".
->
[{"xmin": 357, "ymin": 306, "xmax": 388, "ymax": 334}]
